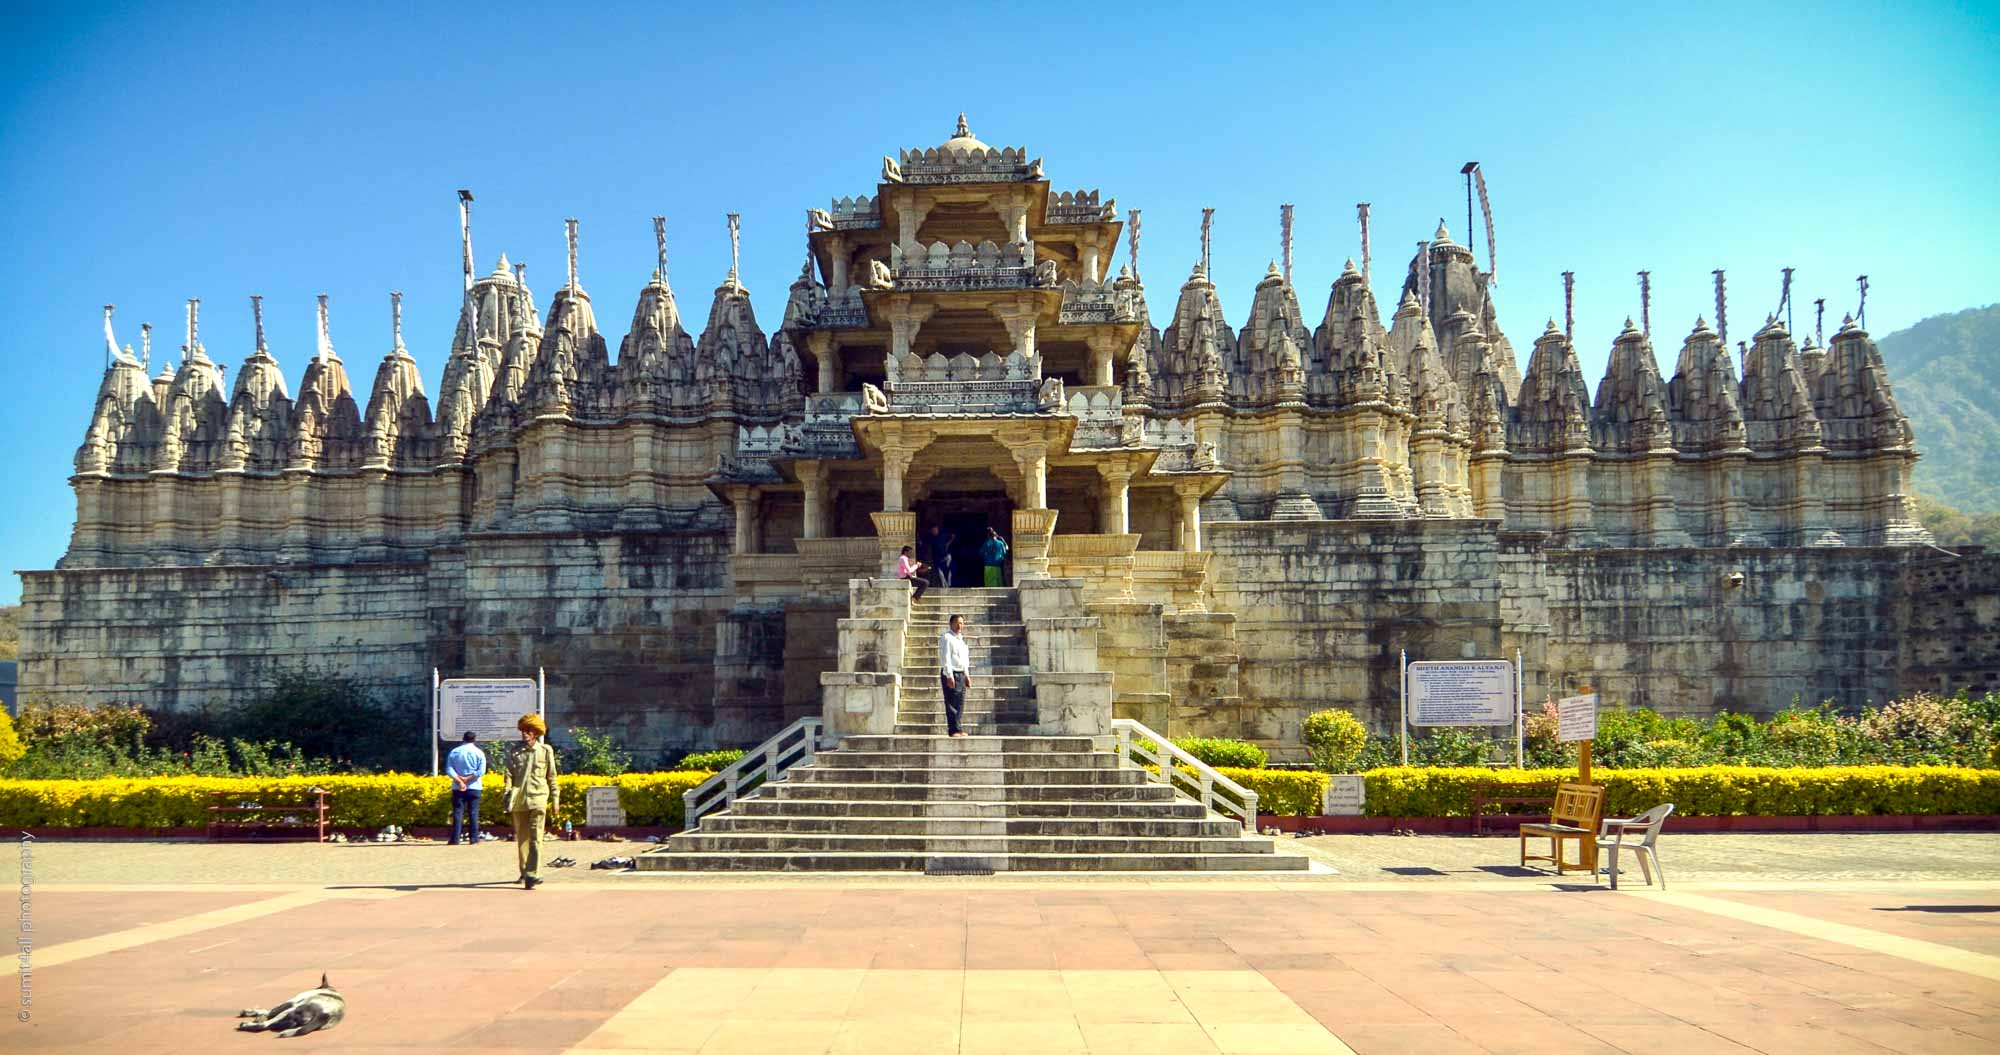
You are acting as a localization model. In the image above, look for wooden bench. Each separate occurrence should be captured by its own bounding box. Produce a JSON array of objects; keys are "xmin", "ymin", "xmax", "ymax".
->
[
  {"xmin": 1519, "ymin": 782, "xmax": 1603, "ymax": 875},
  {"xmin": 1472, "ymin": 780, "xmax": 1558, "ymax": 835},
  {"xmin": 206, "ymin": 788, "xmax": 330, "ymax": 843}
]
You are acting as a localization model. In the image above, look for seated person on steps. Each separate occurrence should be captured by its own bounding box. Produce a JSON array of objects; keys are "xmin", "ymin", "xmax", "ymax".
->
[{"xmin": 895, "ymin": 545, "xmax": 931, "ymax": 601}]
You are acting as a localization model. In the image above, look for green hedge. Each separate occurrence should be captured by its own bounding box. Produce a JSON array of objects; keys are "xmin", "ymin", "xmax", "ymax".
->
[
  {"xmin": 1210, "ymin": 767, "xmax": 1328, "ymax": 816},
  {"xmin": 1362, "ymin": 765, "xmax": 2000, "ymax": 818},
  {"xmin": 0, "ymin": 772, "xmax": 713, "ymax": 830}
]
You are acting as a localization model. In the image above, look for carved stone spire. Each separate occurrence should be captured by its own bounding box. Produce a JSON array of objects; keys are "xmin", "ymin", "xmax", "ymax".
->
[
  {"xmin": 221, "ymin": 293, "xmax": 291, "ymax": 473},
  {"xmin": 1235, "ymin": 261, "xmax": 1309, "ymax": 404},
  {"xmin": 1591, "ymin": 317, "xmax": 1674, "ymax": 454},
  {"xmin": 1157, "ymin": 260, "xmax": 1233, "ymax": 407},
  {"xmin": 1509, "ymin": 320, "xmax": 1592, "ymax": 454},
  {"xmin": 1666, "ymin": 316, "xmax": 1747, "ymax": 455},
  {"xmin": 616, "ymin": 232, "xmax": 697, "ymax": 418},
  {"xmin": 363, "ymin": 290, "xmax": 433, "ymax": 470},
  {"xmin": 1738, "ymin": 316, "xmax": 1822, "ymax": 453}
]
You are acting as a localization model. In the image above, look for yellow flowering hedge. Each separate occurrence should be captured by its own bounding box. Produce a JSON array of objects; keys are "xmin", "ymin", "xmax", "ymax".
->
[
  {"xmin": 0, "ymin": 771, "xmax": 714, "ymax": 830},
  {"xmin": 1362, "ymin": 765, "xmax": 2000, "ymax": 818},
  {"xmin": 1208, "ymin": 767, "xmax": 1329, "ymax": 816}
]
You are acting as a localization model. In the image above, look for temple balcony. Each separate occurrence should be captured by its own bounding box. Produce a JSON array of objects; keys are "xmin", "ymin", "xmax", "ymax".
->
[
  {"xmin": 889, "ymin": 142, "xmax": 1039, "ymax": 185},
  {"xmin": 885, "ymin": 238, "xmax": 1056, "ymax": 291},
  {"xmin": 1044, "ymin": 190, "xmax": 1115, "ymax": 226},
  {"xmin": 826, "ymin": 195, "xmax": 881, "ymax": 230},
  {"xmin": 1066, "ymin": 387, "xmax": 1142, "ymax": 449},
  {"xmin": 1057, "ymin": 281, "xmax": 1141, "ymax": 325}
]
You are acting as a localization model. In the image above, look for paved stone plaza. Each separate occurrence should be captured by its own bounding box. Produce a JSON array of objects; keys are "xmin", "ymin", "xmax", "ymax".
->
[{"xmin": 4, "ymin": 833, "xmax": 1997, "ymax": 1053}]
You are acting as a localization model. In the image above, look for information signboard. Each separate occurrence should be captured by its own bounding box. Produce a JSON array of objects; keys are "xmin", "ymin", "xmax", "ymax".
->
[
  {"xmin": 1556, "ymin": 693, "xmax": 1599, "ymax": 742},
  {"xmin": 440, "ymin": 678, "xmax": 539, "ymax": 742},
  {"xmin": 1407, "ymin": 660, "xmax": 1516, "ymax": 726},
  {"xmin": 1323, "ymin": 775, "xmax": 1367, "ymax": 817},
  {"xmin": 585, "ymin": 786, "xmax": 626, "ymax": 828}
]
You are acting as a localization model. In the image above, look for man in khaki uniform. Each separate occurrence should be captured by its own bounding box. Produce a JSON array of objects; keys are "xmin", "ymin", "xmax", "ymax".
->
[{"xmin": 506, "ymin": 714, "xmax": 560, "ymax": 889}]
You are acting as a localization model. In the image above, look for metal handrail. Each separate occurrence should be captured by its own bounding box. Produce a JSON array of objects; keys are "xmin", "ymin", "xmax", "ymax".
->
[
  {"xmin": 1111, "ymin": 718, "xmax": 1259, "ymax": 831},
  {"xmin": 681, "ymin": 717, "xmax": 823, "ymax": 829}
]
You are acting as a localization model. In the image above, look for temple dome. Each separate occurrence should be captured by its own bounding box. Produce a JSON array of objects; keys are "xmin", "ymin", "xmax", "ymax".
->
[{"xmin": 940, "ymin": 113, "xmax": 989, "ymax": 153}]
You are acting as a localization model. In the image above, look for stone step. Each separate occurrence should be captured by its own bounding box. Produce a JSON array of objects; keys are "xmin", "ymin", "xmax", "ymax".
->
[
  {"xmin": 834, "ymin": 735, "xmax": 1096, "ymax": 752},
  {"xmin": 635, "ymin": 851, "xmax": 1310, "ymax": 873},
  {"xmin": 789, "ymin": 766, "xmax": 1147, "ymax": 786},
  {"xmin": 668, "ymin": 832, "xmax": 1279, "ymax": 855},
  {"xmin": 893, "ymin": 724, "xmax": 1040, "ymax": 737},
  {"xmin": 764, "ymin": 782, "xmax": 1181, "ymax": 803},
  {"xmin": 694, "ymin": 816, "xmax": 1245, "ymax": 838},
  {"xmin": 731, "ymin": 799, "xmax": 1211, "ymax": 821},
  {"xmin": 813, "ymin": 750, "xmax": 1114, "ymax": 769}
]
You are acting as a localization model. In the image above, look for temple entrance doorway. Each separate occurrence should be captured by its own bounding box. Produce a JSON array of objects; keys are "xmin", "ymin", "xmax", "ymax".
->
[{"xmin": 914, "ymin": 488, "xmax": 1013, "ymax": 588}]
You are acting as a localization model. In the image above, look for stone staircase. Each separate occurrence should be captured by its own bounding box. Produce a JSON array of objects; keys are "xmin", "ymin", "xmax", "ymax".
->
[{"xmin": 638, "ymin": 586, "xmax": 1308, "ymax": 873}]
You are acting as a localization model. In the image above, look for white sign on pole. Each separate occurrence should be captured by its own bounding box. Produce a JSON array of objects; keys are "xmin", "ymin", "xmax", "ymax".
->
[
  {"xmin": 1323, "ymin": 775, "xmax": 1366, "ymax": 817},
  {"xmin": 585, "ymin": 786, "xmax": 626, "ymax": 828},
  {"xmin": 1557, "ymin": 694, "xmax": 1599, "ymax": 742},
  {"xmin": 1407, "ymin": 661, "xmax": 1516, "ymax": 726},
  {"xmin": 440, "ymin": 678, "xmax": 539, "ymax": 742}
]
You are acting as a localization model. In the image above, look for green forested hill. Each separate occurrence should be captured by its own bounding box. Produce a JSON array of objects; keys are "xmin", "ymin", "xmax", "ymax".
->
[{"xmin": 1878, "ymin": 303, "xmax": 2000, "ymax": 513}]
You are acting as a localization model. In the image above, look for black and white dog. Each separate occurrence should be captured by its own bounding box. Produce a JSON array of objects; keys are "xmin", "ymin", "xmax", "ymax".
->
[{"xmin": 236, "ymin": 974, "xmax": 345, "ymax": 1038}]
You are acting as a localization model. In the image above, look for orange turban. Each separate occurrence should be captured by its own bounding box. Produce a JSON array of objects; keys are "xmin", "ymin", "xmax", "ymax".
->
[{"xmin": 517, "ymin": 714, "xmax": 547, "ymax": 736}]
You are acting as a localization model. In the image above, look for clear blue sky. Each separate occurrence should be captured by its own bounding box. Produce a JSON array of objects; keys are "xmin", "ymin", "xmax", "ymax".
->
[{"xmin": 3, "ymin": 1, "xmax": 1995, "ymax": 603}]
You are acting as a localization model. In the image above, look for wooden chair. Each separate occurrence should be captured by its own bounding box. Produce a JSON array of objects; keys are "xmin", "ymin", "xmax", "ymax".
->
[{"xmin": 1519, "ymin": 782, "xmax": 1604, "ymax": 876}]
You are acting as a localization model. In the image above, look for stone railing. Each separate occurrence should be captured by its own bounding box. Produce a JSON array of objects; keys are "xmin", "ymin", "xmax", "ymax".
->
[
  {"xmin": 737, "ymin": 424, "xmax": 787, "ymax": 455},
  {"xmin": 1142, "ymin": 418, "xmax": 1217, "ymax": 471},
  {"xmin": 881, "ymin": 377, "xmax": 1060, "ymax": 416},
  {"xmin": 781, "ymin": 393, "xmax": 864, "ymax": 457},
  {"xmin": 892, "ymin": 144, "xmax": 1038, "ymax": 184},
  {"xmin": 1057, "ymin": 282, "xmax": 1140, "ymax": 325},
  {"xmin": 1045, "ymin": 189, "xmax": 1114, "ymax": 225},
  {"xmin": 1114, "ymin": 718, "xmax": 1256, "ymax": 830},
  {"xmin": 889, "ymin": 238, "xmax": 1054, "ymax": 291},
  {"xmin": 1066, "ymin": 386, "xmax": 1140, "ymax": 448},
  {"xmin": 683, "ymin": 716, "xmax": 822, "ymax": 826},
  {"xmin": 807, "ymin": 288, "xmax": 869, "ymax": 329},
  {"xmin": 828, "ymin": 194, "xmax": 880, "ymax": 229},
  {"xmin": 892, "ymin": 349, "xmax": 1037, "ymax": 384}
]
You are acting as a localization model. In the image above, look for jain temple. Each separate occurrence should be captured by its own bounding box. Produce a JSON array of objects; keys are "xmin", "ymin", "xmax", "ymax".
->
[{"xmin": 19, "ymin": 117, "xmax": 1997, "ymax": 765}]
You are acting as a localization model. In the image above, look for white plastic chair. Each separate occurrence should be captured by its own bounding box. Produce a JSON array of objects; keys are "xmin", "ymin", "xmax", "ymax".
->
[{"xmin": 1595, "ymin": 803, "xmax": 1674, "ymax": 890}]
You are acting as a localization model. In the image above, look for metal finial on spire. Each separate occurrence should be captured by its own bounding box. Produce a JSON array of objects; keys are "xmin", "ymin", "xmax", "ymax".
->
[
  {"xmin": 1713, "ymin": 269, "xmax": 1729, "ymax": 346},
  {"xmin": 457, "ymin": 190, "xmax": 475, "ymax": 293},
  {"xmin": 1357, "ymin": 203, "xmax": 1371, "ymax": 284},
  {"xmin": 727, "ymin": 212, "xmax": 742, "ymax": 286},
  {"xmin": 391, "ymin": 291, "xmax": 404, "ymax": 351},
  {"xmin": 1561, "ymin": 272, "xmax": 1575, "ymax": 343},
  {"xmin": 1814, "ymin": 297, "xmax": 1826, "ymax": 346},
  {"xmin": 1199, "ymin": 208, "xmax": 1214, "ymax": 278},
  {"xmin": 315, "ymin": 293, "xmax": 331, "ymax": 362},
  {"xmin": 141, "ymin": 322, "xmax": 152, "ymax": 369},
  {"xmin": 1856, "ymin": 274, "xmax": 1869, "ymax": 330},
  {"xmin": 1127, "ymin": 208, "xmax": 1141, "ymax": 281},
  {"xmin": 564, "ymin": 218, "xmax": 579, "ymax": 296},
  {"xmin": 955, "ymin": 112, "xmax": 970, "ymax": 138},
  {"xmin": 653, "ymin": 215, "xmax": 668, "ymax": 282},
  {"xmin": 103, "ymin": 304, "xmax": 117, "ymax": 369},
  {"xmin": 251, "ymin": 294, "xmax": 267, "ymax": 354},
  {"xmin": 1279, "ymin": 203, "xmax": 1294, "ymax": 285},
  {"xmin": 1638, "ymin": 271, "xmax": 1651, "ymax": 338},
  {"xmin": 186, "ymin": 297, "xmax": 201, "ymax": 360},
  {"xmin": 1779, "ymin": 267, "xmax": 1795, "ymax": 335}
]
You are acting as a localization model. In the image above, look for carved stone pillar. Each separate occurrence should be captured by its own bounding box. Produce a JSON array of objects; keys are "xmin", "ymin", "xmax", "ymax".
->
[
  {"xmin": 1173, "ymin": 483, "xmax": 1203, "ymax": 552},
  {"xmin": 994, "ymin": 303, "xmax": 1039, "ymax": 363},
  {"xmin": 808, "ymin": 332, "xmax": 838, "ymax": 393},
  {"xmin": 828, "ymin": 234, "xmax": 850, "ymax": 295},
  {"xmin": 897, "ymin": 196, "xmax": 935, "ymax": 246},
  {"xmin": 871, "ymin": 510, "xmax": 917, "ymax": 578},
  {"xmin": 882, "ymin": 298, "xmax": 936, "ymax": 385},
  {"xmin": 993, "ymin": 196, "xmax": 1029, "ymax": 244},
  {"xmin": 797, "ymin": 460, "xmax": 828, "ymax": 539},
  {"xmin": 1010, "ymin": 508, "xmax": 1059, "ymax": 580},
  {"xmin": 1011, "ymin": 440, "xmax": 1048, "ymax": 509},
  {"xmin": 728, "ymin": 487, "xmax": 760, "ymax": 554},
  {"xmin": 881, "ymin": 445, "xmax": 914, "ymax": 513},
  {"xmin": 1085, "ymin": 334, "xmax": 1117, "ymax": 387},
  {"xmin": 1082, "ymin": 242, "xmax": 1101, "ymax": 284},
  {"xmin": 1097, "ymin": 464, "xmax": 1131, "ymax": 534}
]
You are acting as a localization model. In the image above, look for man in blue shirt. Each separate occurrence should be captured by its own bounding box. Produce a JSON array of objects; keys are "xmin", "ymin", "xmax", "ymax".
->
[{"xmin": 445, "ymin": 732, "xmax": 487, "ymax": 845}]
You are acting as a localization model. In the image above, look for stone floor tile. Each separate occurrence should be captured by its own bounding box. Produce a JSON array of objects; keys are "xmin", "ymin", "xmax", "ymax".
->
[
  {"xmin": 1328, "ymin": 1021, "xmax": 1487, "ymax": 1055},
  {"xmin": 1577, "ymin": 1020, "xmax": 1763, "ymax": 1054},
  {"xmin": 961, "ymin": 1018, "xmax": 1089, "ymax": 1055},
  {"xmin": 827, "ymin": 1017, "xmax": 960, "ymax": 1055},
  {"xmin": 1077, "ymin": 1020, "xmax": 1222, "ymax": 1054},
  {"xmin": 696, "ymin": 1018, "xmax": 841, "ymax": 1055},
  {"xmin": 1201, "ymin": 1020, "xmax": 1356, "ymax": 1055}
]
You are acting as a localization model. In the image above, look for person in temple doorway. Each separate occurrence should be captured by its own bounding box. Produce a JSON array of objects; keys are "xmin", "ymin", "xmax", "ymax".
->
[
  {"xmin": 923, "ymin": 523, "xmax": 955, "ymax": 589},
  {"xmin": 979, "ymin": 526, "xmax": 1008, "ymax": 588},
  {"xmin": 939, "ymin": 613, "xmax": 971, "ymax": 738}
]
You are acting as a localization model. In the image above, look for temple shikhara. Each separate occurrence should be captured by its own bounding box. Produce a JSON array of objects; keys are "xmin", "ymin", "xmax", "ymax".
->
[{"xmin": 21, "ymin": 116, "xmax": 1978, "ymax": 776}]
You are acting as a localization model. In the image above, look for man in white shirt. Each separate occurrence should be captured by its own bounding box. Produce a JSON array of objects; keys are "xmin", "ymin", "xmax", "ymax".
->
[{"xmin": 938, "ymin": 614, "xmax": 972, "ymax": 738}]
